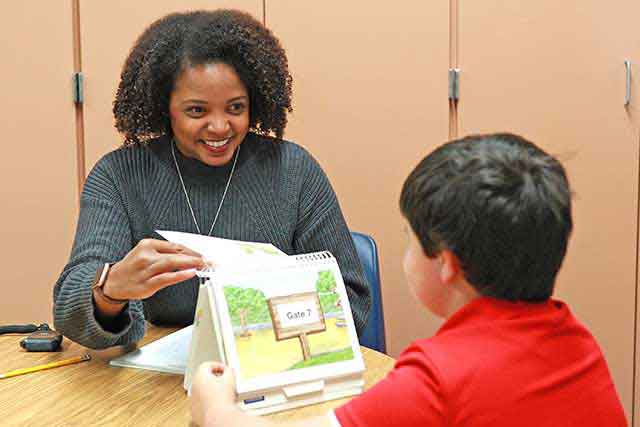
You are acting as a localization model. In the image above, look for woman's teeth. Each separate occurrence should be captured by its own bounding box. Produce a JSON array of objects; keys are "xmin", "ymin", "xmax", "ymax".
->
[{"xmin": 203, "ymin": 138, "xmax": 230, "ymax": 148}]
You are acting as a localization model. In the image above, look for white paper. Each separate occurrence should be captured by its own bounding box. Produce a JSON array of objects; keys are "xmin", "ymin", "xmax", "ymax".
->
[
  {"xmin": 109, "ymin": 325, "xmax": 193, "ymax": 374},
  {"xmin": 156, "ymin": 230, "xmax": 287, "ymax": 274}
]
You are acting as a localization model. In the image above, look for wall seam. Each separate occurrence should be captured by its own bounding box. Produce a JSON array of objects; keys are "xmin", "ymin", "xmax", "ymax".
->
[
  {"xmin": 448, "ymin": 0, "xmax": 459, "ymax": 139},
  {"xmin": 72, "ymin": 0, "xmax": 86, "ymax": 201},
  {"xmin": 634, "ymin": 130, "xmax": 639, "ymax": 427}
]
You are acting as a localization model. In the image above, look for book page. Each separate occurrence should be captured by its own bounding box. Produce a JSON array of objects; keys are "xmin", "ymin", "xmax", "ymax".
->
[
  {"xmin": 109, "ymin": 325, "xmax": 193, "ymax": 374},
  {"xmin": 157, "ymin": 230, "xmax": 287, "ymax": 273},
  {"xmin": 184, "ymin": 284, "xmax": 226, "ymax": 391},
  {"xmin": 211, "ymin": 255, "xmax": 365, "ymax": 394}
]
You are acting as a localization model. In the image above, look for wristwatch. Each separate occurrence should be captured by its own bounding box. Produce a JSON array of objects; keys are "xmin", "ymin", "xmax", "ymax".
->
[{"xmin": 92, "ymin": 263, "xmax": 127, "ymax": 305}]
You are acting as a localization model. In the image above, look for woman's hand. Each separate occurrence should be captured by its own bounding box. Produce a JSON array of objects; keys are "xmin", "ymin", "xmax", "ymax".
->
[
  {"xmin": 103, "ymin": 239, "xmax": 206, "ymax": 301},
  {"xmin": 190, "ymin": 362, "xmax": 238, "ymax": 427}
]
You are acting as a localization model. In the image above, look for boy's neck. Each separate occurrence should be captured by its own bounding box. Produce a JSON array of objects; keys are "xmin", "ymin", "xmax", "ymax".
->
[{"xmin": 444, "ymin": 281, "xmax": 482, "ymax": 319}]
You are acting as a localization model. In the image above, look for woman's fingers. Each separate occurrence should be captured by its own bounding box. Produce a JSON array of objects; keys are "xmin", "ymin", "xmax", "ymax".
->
[
  {"xmin": 149, "ymin": 239, "xmax": 203, "ymax": 257},
  {"xmin": 146, "ymin": 268, "xmax": 200, "ymax": 293},
  {"xmin": 145, "ymin": 254, "xmax": 206, "ymax": 277},
  {"xmin": 112, "ymin": 239, "xmax": 207, "ymax": 299}
]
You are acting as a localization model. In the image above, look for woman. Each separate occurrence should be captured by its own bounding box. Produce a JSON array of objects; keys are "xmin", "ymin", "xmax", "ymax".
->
[{"xmin": 53, "ymin": 10, "xmax": 370, "ymax": 349}]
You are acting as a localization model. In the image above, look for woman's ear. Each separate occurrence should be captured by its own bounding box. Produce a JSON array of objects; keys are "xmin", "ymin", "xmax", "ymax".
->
[{"xmin": 439, "ymin": 250, "xmax": 461, "ymax": 285}]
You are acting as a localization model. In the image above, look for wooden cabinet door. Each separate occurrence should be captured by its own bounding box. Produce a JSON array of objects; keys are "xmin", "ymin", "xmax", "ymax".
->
[
  {"xmin": 0, "ymin": 2, "xmax": 77, "ymax": 323},
  {"xmin": 633, "ymin": 39, "xmax": 640, "ymax": 427},
  {"xmin": 267, "ymin": 1, "xmax": 449, "ymax": 356},
  {"xmin": 79, "ymin": 0, "xmax": 263, "ymax": 174},
  {"xmin": 458, "ymin": 2, "xmax": 639, "ymax": 420}
]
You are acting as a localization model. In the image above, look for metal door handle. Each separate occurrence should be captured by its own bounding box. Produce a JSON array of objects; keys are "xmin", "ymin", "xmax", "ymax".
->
[{"xmin": 624, "ymin": 60, "xmax": 631, "ymax": 106}]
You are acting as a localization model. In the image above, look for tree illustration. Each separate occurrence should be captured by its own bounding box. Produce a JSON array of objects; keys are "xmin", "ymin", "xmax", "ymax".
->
[
  {"xmin": 223, "ymin": 286, "xmax": 270, "ymax": 336},
  {"xmin": 316, "ymin": 271, "xmax": 341, "ymax": 314}
]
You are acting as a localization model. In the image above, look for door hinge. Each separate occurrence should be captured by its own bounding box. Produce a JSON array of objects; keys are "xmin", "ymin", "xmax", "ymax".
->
[
  {"xmin": 448, "ymin": 68, "xmax": 460, "ymax": 101},
  {"xmin": 73, "ymin": 72, "xmax": 84, "ymax": 104},
  {"xmin": 624, "ymin": 60, "xmax": 631, "ymax": 106}
]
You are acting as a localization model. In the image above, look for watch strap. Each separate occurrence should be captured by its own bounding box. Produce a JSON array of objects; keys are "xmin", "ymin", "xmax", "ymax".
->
[{"xmin": 92, "ymin": 263, "xmax": 128, "ymax": 306}]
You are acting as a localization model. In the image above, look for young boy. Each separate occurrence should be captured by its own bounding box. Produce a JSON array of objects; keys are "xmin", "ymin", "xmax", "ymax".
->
[{"xmin": 190, "ymin": 133, "xmax": 627, "ymax": 426}]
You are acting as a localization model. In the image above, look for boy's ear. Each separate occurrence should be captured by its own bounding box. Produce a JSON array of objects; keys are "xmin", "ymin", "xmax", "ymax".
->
[{"xmin": 439, "ymin": 250, "xmax": 461, "ymax": 285}]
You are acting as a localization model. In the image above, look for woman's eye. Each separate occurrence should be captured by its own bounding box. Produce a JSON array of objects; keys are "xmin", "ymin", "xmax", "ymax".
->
[
  {"xmin": 186, "ymin": 106, "xmax": 205, "ymax": 115},
  {"xmin": 228, "ymin": 103, "xmax": 246, "ymax": 114}
]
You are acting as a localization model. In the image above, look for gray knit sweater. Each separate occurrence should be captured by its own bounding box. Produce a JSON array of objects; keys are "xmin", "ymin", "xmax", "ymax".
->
[{"xmin": 53, "ymin": 133, "xmax": 370, "ymax": 349}]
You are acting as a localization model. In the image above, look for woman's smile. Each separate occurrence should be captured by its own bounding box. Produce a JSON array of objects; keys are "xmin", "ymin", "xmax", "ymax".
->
[
  {"xmin": 201, "ymin": 137, "xmax": 231, "ymax": 149},
  {"xmin": 169, "ymin": 62, "xmax": 250, "ymax": 167}
]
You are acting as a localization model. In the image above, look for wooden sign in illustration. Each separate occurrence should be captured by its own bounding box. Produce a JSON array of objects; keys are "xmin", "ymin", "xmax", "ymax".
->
[{"xmin": 267, "ymin": 292, "xmax": 326, "ymax": 361}]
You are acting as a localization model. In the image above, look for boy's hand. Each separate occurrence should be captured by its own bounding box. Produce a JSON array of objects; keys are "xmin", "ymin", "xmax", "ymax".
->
[
  {"xmin": 189, "ymin": 362, "xmax": 333, "ymax": 427},
  {"xmin": 190, "ymin": 362, "xmax": 237, "ymax": 427}
]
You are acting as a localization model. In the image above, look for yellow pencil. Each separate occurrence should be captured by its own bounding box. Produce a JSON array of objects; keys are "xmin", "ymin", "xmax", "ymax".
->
[{"xmin": 0, "ymin": 354, "xmax": 91, "ymax": 379}]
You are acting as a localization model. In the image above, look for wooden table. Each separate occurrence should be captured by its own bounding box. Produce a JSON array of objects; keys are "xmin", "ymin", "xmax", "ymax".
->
[{"xmin": 0, "ymin": 326, "xmax": 394, "ymax": 426}]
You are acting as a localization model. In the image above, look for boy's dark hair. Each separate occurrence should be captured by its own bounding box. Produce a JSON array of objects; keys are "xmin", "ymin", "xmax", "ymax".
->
[
  {"xmin": 113, "ymin": 9, "xmax": 292, "ymax": 145},
  {"xmin": 400, "ymin": 133, "xmax": 573, "ymax": 302}
]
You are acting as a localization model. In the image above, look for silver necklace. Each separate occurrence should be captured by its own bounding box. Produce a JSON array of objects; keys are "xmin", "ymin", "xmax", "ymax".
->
[{"xmin": 171, "ymin": 139, "xmax": 240, "ymax": 236}]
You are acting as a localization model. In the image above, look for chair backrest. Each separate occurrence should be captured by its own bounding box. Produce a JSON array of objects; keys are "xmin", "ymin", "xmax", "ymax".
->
[{"xmin": 350, "ymin": 231, "xmax": 386, "ymax": 353}]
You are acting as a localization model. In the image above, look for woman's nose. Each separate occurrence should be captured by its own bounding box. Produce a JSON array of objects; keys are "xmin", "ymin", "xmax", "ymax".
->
[{"xmin": 207, "ymin": 116, "xmax": 230, "ymax": 135}]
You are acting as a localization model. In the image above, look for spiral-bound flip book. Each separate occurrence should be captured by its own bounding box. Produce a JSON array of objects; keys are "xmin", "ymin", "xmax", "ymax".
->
[{"xmin": 158, "ymin": 231, "xmax": 365, "ymax": 415}]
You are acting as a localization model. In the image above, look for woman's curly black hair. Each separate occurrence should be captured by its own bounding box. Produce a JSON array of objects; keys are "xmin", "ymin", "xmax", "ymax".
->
[{"xmin": 113, "ymin": 9, "xmax": 293, "ymax": 145}]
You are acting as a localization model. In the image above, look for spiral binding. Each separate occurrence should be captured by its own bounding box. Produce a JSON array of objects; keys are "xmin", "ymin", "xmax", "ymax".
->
[
  {"xmin": 196, "ymin": 266, "xmax": 216, "ymax": 284},
  {"xmin": 196, "ymin": 251, "xmax": 335, "ymax": 282},
  {"xmin": 293, "ymin": 251, "xmax": 334, "ymax": 263}
]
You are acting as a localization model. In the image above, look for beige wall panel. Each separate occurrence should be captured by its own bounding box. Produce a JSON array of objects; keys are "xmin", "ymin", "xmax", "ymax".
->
[
  {"xmin": 0, "ymin": 2, "xmax": 77, "ymax": 323},
  {"xmin": 80, "ymin": 0, "xmax": 263, "ymax": 173},
  {"xmin": 458, "ymin": 2, "xmax": 639, "ymax": 420},
  {"xmin": 267, "ymin": 2, "xmax": 449, "ymax": 356},
  {"xmin": 633, "ymin": 43, "xmax": 640, "ymax": 427}
]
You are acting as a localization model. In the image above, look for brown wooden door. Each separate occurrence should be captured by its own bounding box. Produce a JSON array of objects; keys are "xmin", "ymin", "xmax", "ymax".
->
[
  {"xmin": 633, "ymin": 41, "xmax": 640, "ymax": 427},
  {"xmin": 79, "ymin": 0, "xmax": 263, "ymax": 174},
  {"xmin": 0, "ymin": 2, "xmax": 78, "ymax": 323},
  {"xmin": 267, "ymin": 1, "xmax": 450, "ymax": 356},
  {"xmin": 458, "ymin": 2, "xmax": 640, "ymax": 421}
]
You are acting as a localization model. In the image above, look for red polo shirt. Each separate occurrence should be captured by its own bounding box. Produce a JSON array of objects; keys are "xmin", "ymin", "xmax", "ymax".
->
[{"xmin": 335, "ymin": 297, "xmax": 626, "ymax": 426}]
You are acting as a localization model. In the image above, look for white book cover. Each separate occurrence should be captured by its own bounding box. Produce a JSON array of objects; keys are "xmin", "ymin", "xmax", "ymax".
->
[{"xmin": 109, "ymin": 325, "xmax": 193, "ymax": 374}]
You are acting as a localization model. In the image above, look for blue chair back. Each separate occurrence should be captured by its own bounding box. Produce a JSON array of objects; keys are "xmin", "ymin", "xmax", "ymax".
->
[{"xmin": 351, "ymin": 231, "xmax": 386, "ymax": 353}]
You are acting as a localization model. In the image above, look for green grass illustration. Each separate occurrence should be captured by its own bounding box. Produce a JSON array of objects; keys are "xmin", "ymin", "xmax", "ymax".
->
[
  {"xmin": 288, "ymin": 348, "xmax": 354, "ymax": 370},
  {"xmin": 234, "ymin": 317, "xmax": 352, "ymax": 380}
]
